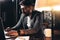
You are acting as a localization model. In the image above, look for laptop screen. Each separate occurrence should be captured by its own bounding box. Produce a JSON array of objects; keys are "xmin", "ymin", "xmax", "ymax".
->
[{"xmin": 0, "ymin": 17, "xmax": 5, "ymax": 40}]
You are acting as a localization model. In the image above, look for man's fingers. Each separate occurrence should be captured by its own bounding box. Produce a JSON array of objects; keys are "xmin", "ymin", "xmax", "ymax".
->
[
  {"xmin": 6, "ymin": 30, "xmax": 18, "ymax": 36},
  {"xmin": 20, "ymin": 30, "xmax": 25, "ymax": 35}
]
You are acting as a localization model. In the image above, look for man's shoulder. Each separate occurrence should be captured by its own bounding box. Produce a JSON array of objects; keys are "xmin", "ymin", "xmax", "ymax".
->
[
  {"xmin": 33, "ymin": 10, "xmax": 41, "ymax": 15},
  {"xmin": 33, "ymin": 10, "xmax": 42, "ymax": 16}
]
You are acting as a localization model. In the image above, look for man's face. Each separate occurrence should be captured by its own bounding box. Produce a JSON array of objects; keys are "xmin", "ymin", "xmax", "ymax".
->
[{"xmin": 21, "ymin": 5, "xmax": 34, "ymax": 15}]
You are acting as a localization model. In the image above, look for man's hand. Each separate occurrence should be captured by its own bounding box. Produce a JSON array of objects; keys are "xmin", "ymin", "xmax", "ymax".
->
[
  {"xmin": 6, "ymin": 29, "xmax": 25, "ymax": 37},
  {"xmin": 5, "ymin": 27, "xmax": 11, "ymax": 32},
  {"xmin": 20, "ymin": 30, "xmax": 25, "ymax": 35},
  {"xmin": 6, "ymin": 30, "xmax": 18, "ymax": 37}
]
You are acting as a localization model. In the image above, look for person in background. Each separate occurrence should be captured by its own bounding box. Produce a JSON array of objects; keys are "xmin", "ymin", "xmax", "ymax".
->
[{"xmin": 6, "ymin": 0, "xmax": 45, "ymax": 40}]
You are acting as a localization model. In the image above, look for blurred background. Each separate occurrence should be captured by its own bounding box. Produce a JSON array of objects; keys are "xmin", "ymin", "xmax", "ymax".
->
[
  {"xmin": 35, "ymin": 0, "xmax": 60, "ymax": 40},
  {"xmin": 0, "ymin": 0, "xmax": 60, "ymax": 40},
  {"xmin": 0, "ymin": 0, "xmax": 22, "ymax": 29}
]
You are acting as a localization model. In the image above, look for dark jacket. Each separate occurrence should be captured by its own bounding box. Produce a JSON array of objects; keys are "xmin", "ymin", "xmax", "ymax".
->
[{"xmin": 12, "ymin": 10, "xmax": 45, "ymax": 40}]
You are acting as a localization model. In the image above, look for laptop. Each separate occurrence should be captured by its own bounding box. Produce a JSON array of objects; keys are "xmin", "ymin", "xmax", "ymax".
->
[{"xmin": 0, "ymin": 17, "xmax": 5, "ymax": 40}]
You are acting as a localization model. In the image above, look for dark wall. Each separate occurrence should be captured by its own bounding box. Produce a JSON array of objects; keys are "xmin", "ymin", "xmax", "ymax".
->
[
  {"xmin": 55, "ymin": 11, "xmax": 60, "ymax": 30},
  {"xmin": 1, "ymin": 0, "xmax": 17, "ymax": 28},
  {"xmin": 1, "ymin": 0, "xmax": 36, "ymax": 29}
]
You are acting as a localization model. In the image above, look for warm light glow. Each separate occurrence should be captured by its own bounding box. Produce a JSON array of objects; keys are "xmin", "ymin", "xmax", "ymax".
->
[
  {"xmin": 35, "ymin": 0, "xmax": 48, "ymax": 8},
  {"xmin": 44, "ymin": 29, "xmax": 51, "ymax": 37},
  {"xmin": 35, "ymin": 5, "xmax": 60, "ymax": 11},
  {"xmin": 52, "ymin": 5, "xmax": 60, "ymax": 11},
  {"xmin": 35, "ymin": 0, "xmax": 60, "ymax": 8},
  {"xmin": 35, "ymin": 7, "xmax": 52, "ymax": 12},
  {"xmin": 35, "ymin": 0, "xmax": 60, "ymax": 11}
]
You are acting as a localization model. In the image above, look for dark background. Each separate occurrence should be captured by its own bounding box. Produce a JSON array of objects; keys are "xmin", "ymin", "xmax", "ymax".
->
[
  {"xmin": 0, "ymin": 0, "xmax": 21, "ymax": 29},
  {"xmin": 0, "ymin": 0, "xmax": 35, "ymax": 29}
]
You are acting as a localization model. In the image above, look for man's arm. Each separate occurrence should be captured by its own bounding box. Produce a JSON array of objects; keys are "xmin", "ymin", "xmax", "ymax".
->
[
  {"xmin": 6, "ymin": 13, "xmax": 44, "ymax": 36},
  {"xmin": 11, "ymin": 13, "xmax": 25, "ymax": 30},
  {"xmin": 21, "ymin": 13, "xmax": 44, "ymax": 35}
]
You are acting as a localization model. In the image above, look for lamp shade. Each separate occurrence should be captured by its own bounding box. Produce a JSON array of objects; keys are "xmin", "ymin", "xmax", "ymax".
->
[{"xmin": 35, "ymin": 0, "xmax": 60, "ymax": 11}]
